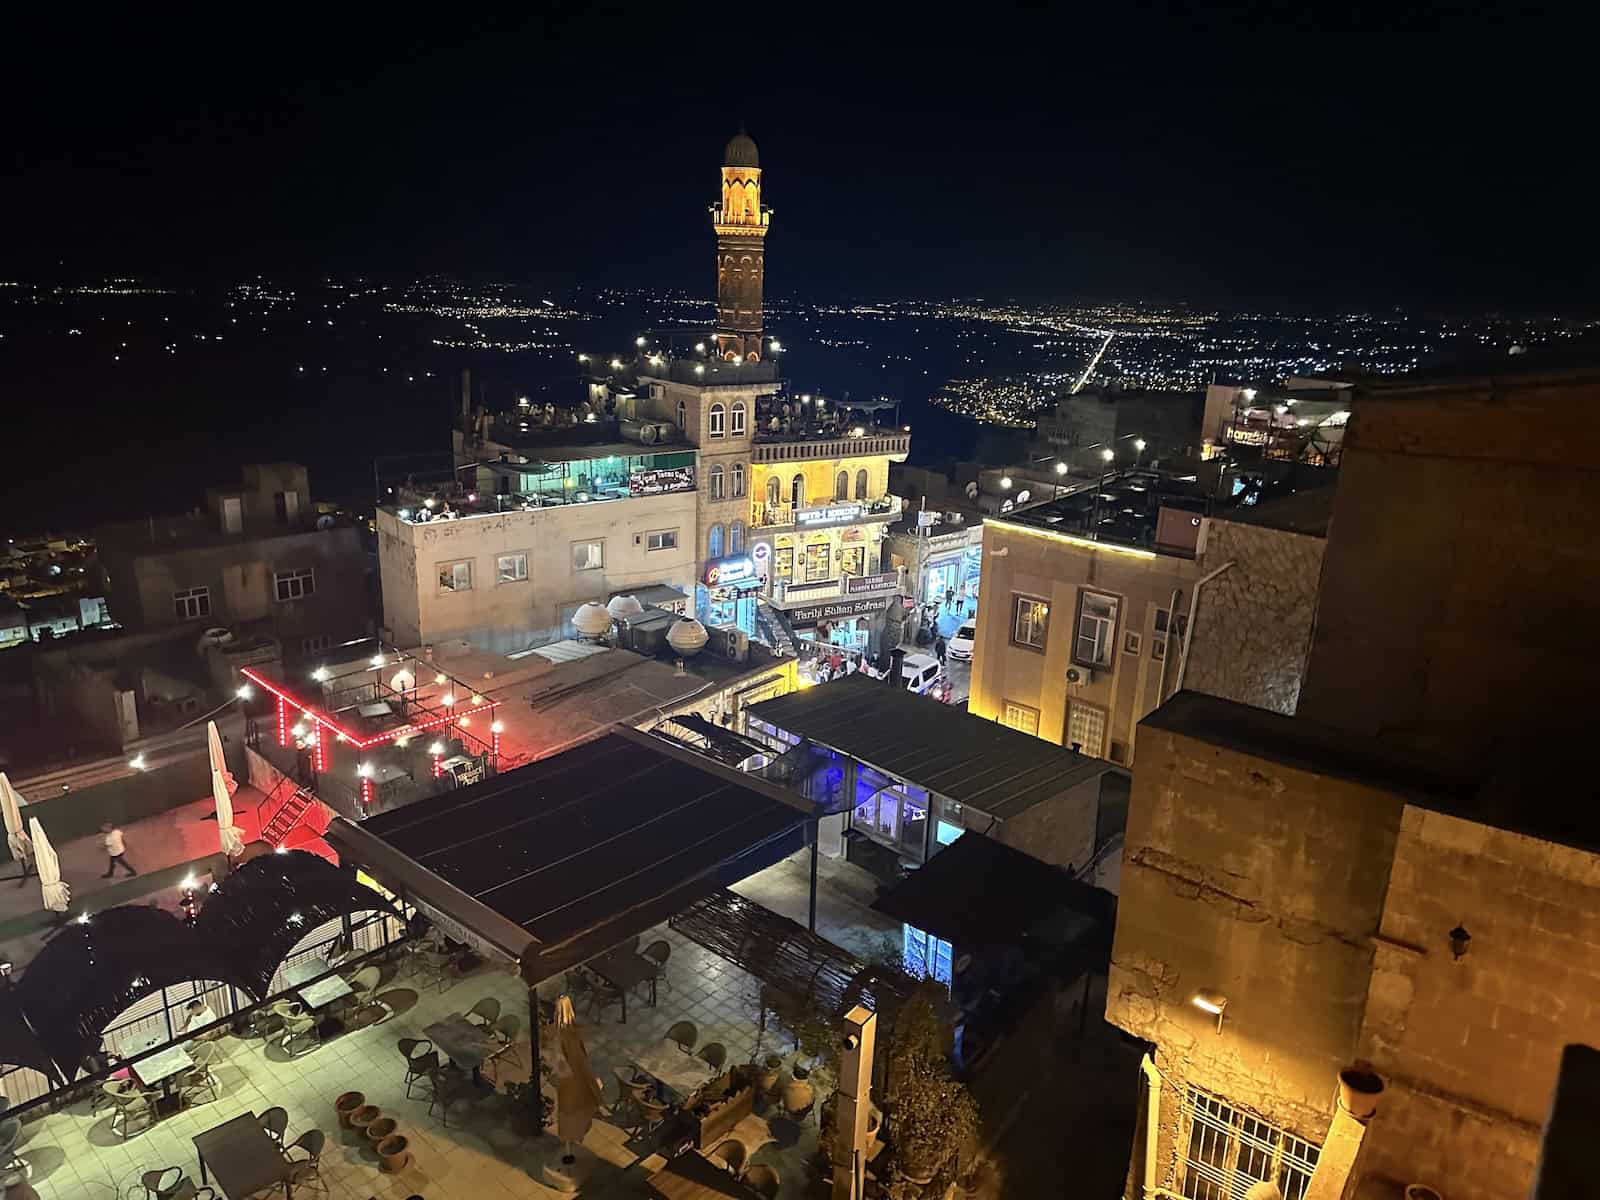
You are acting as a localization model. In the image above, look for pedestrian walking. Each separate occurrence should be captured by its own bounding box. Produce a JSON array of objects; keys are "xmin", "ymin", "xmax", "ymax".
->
[
  {"xmin": 100, "ymin": 823, "xmax": 137, "ymax": 878},
  {"xmin": 934, "ymin": 635, "xmax": 947, "ymax": 665}
]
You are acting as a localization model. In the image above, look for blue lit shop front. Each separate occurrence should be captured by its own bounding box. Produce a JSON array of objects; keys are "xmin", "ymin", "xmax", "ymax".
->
[
  {"xmin": 697, "ymin": 553, "xmax": 760, "ymax": 636},
  {"xmin": 923, "ymin": 543, "xmax": 982, "ymax": 617}
]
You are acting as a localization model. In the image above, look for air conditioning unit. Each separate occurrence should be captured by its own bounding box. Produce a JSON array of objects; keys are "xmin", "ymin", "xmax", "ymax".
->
[
  {"xmin": 1066, "ymin": 664, "xmax": 1094, "ymax": 686},
  {"xmin": 707, "ymin": 624, "xmax": 750, "ymax": 664}
]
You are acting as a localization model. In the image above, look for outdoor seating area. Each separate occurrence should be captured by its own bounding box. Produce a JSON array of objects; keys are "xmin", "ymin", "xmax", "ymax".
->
[{"xmin": 0, "ymin": 918, "xmax": 838, "ymax": 1198}]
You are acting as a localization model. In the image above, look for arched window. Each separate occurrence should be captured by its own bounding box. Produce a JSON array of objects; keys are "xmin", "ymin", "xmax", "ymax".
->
[
  {"xmin": 709, "ymin": 404, "xmax": 726, "ymax": 438},
  {"xmin": 855, "ymin": 469, "xmax": 869, "ymax": 500},
  {"xmin": 731, "ymin": 402, "xmax": 746, "ymax": 436},
  {"xmin": 729, "ymin": 520, "xmax": 745, "ymax": 553},
  {"xmin": 676, "ymin": 400, "xmax": 686, "ymax": 431},
  {"xmin": 732, "ymin": 463, "xmax": 746, "ymax": 498},
  {"xmin": 709, "ymin": 464, "xmax": 725, "ymax": 500},
  {"xmin": 766, "ymin": 476, "xmax": 781, "ymax": 508},
  {"xmin": 708, "ymin": 524, "xmax": 724, "ymax": 559},
  {"xmin": 791, "ymin": 474, "xmax": 805, "ymax": 507},
  {"xmin": 835, "ymin": 471, "xmax": 849, "ymax": 501}
]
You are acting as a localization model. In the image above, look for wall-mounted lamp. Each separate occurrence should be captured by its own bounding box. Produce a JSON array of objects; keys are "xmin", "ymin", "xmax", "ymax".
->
[
  {"xmin": 1448, "ymin": 925, "xmax": 1471, "ymax": 960},
  {"xmin": 1191, "ymin": 988, "xmax": 1229, "ymax": 1033}
]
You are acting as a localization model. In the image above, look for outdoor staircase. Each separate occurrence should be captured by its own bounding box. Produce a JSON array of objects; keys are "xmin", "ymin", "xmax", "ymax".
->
[
  {"xmin": 260, "ymin": 784, "xmax": 316, "ymax": 847},
  {"xmin": 755, "ymin": 597, "xmax": 798, "ymax": 657}
]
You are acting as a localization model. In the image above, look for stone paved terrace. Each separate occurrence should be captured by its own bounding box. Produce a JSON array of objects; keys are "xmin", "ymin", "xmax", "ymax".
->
[{"xmin": 5, "ymin": 920, "xmax": 832, "ymax": 1199}]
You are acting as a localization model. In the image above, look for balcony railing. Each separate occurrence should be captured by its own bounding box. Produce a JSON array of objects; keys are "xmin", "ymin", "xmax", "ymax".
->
[
  {"xmin": 751, "ymin": 496, "xmax": 901, "ymax": 531},
  {"xmin": 751, "ymin": 431, "xmax": 911, "ymax": 463},
  {"xmin": 769, "ymin": 569, "xmax": 904, "ymax": 607}
]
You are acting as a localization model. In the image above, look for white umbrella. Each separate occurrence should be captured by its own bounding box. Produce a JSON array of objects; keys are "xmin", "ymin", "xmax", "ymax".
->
[
  {"xmin": 554, "ymin": 994, "xmax": 602, "ymax": 1150},
  {"xmin": 0, "ymin": 771, "xmax": 30, "ymax": 866},
  {"xmin": 207, "ymin": 720, "xmax": 237, "ymax": 795},
  {"xmin": 29, "ymin": 816, "xmax": 69, "ymax": 913},
  {"xmin": 212, "ymin": 766, "xmax": 245, "ymax": 857}
]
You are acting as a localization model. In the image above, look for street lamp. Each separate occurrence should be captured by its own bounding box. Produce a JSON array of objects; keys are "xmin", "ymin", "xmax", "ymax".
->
[{"xmin": 999, "ymin": 476, "xmax": 1013, "ymax": 490}]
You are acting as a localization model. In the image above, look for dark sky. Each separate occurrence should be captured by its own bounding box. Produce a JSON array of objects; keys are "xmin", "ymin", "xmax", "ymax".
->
[{"xmin": 5, "ymin": 4, "xmax": 1594, "ymax": 310}]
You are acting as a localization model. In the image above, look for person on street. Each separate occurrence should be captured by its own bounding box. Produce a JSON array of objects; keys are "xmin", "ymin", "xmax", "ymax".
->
[
  {"xmin": 100, "ymin": 823, "xmax": 137, "ymax": 878},
  {"xmin": 934, "ymin": 634, "xmax": 947, "ymax": 665}
]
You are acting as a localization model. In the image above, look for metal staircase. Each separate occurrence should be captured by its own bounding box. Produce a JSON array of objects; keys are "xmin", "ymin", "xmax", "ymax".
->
[
  {"xmin": 755, "ymin": 596, "xmax": 799, "ymax": 657},
  {"xmin": 258, "ymin": 779, "xmax": 316, "ymax": 847}
]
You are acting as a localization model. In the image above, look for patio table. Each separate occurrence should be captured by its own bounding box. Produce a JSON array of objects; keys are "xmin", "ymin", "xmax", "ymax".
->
[
  {"xmin": 193, "ymin": 1111, "xmax": 292, "ymax": 1198},
  {"xmin": 424, "ymin": 1014, "xmax": 500, "ymax": 1085},
  {"xmin": 634, "ymin": 1038, "xmax": 716, "ymax": 1099},
  {"xmin": 587, "ymin": 946, "xmax": 659, "ymax": 1023},
  {"xmin": 282, "ymin": 958, "xmax": 355, "ymax": 1010},
  {"xmin": 128, "ymin": 1033, "xmax": 193, "ymax": 1116},
  {"xmin": 647, "ymin": 1148, "xmax": 762, "ymax": 1200}
]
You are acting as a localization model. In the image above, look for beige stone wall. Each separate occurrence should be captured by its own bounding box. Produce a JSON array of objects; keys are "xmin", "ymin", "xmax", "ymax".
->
[
  {"xmin": 1353, "ymin": 806, "xmax": 1600, "ymax": 1200},
  {"xmin": 1106, "ymin": 722, "xmax": 1404, "ymax": 1189},
  {"xmin": 969, "ymin": 522, "xmax": 1200, "ymax": 762},
  {"xmin": 1183, "ymin": 519, "xmax": 1325, "ymax": 716}
]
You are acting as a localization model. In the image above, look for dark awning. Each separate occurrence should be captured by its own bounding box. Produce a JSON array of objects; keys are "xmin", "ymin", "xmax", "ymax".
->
[
  {"xmin": 748, "ymin": 674, "xmax": 1114, "ymax": 820},
  {"xmin": 872, "ymin": 832, "xmax": 1116, "ymax": 955},
  {"xmin": 651, "ymin": 713, "xmax": 771, "ymax": 767},
  {"xmin": 328, "ymin": 726, "xmax": 810, "ymax": 982}
]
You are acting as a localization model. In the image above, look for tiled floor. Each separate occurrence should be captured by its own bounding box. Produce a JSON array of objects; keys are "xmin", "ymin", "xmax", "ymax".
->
[{"xmin": 8, "ymin": 920, "xmax": 824, "ymax": 1199}]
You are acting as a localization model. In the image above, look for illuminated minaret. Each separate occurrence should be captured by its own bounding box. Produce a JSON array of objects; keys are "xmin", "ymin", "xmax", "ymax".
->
[{"xmin": 711, "ymin": 126, "xmax": 770, "ymax": 363}]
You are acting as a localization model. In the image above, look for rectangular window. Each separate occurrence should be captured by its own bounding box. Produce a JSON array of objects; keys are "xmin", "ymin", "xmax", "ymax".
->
[
  {"xmin": 646, "ymin": 530, "xmax": 678, "ymax": 552},
  {"xmin": 572, "ymin": 540, "xmax": 604, "ymax": 571},
  {"xmin": 1010, "ymin": 594, "xmax": 1049, "ymax": 650},
  {"xmin": 1152, "ymin": 637, "xmax": 1167, "ymax": 662},
  {"xmin": 1067, "ymin": 701, "xmax": 1108, "ymax": 758},
  {"xmin": 1074, "ymin": 589, "xmax": 1120, "ymax": 668},
  {"xmin": 774, "ymin": 545, "xmax": 794, "ymax": 579},
  {"xmin": 174, "ymin": 586, "xmax": 211, "ymax": 622},
  {"xmin": 803, "ymin": 541, "xmax": 830, "ymax": 582},
  {"xmin": 1181, "ymin": 1086, "xmax": 1321, "ymax": 1200},
  {"xmin": 1155, "ymin": 608, "xmax": 1170, "ymax": 634},
  {"xmin": 839, "ymin": 545, "xmax": 865, "ymax": 577},
  {"xmin": 1001, "ymin": 701, "xmax": 1040, "ymax": 735},
  {"xmin": 301, "ymin": 634, "xmax": 334, "ymax": 654},
  {"xmin": 1123, "ymin": 630, "xmax": 1142, "ymax": 656},
  {"xmin": 496, "ymin": 552, "xmax": 528, "ymax": 584},
  {"xmin": 273, "ymin": 568, "xmax": 315, "ymax": 602},
  {"xmin": 934, "ymin": 819, "xmax": 964, "ymax": 847},
  {"xmin": 437, "ymin": 560, "xmax": 473, "ymax": 592}
]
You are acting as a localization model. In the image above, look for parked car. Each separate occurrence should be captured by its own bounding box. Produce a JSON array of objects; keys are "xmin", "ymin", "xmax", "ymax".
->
[
  {"xmin": 947, "ymin": 621, "xmax": 977, "ymax": 661},
  {"xmin": 900, "ymin": 651, "xmax": 943, "ymax": 695}
]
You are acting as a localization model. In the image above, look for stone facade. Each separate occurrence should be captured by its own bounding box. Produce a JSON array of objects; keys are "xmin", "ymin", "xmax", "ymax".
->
[
  {"xmin": 1183, "ymin": 517, "xmax": 1326, "ymax": 715},
  {"xmin": 1108, "ymin": 692, "xmax": 1600, "ymax": 1200}
]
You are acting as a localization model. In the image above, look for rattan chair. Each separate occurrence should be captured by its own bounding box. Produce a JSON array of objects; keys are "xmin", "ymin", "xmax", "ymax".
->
[
  {"xmin": 463, "ymin": 996, "xmax": 500, "ymax": 1029},
  {"xmin": 698, "ymin": 1042, "xmax": 727, "ymax": 1072},
  {"xmin": 664, "ymin": 1020, "xmax": 697, "ymax": 1055},
  {"xmin": 710, "ymin": 1139, "xmax": 748, "ymax": 1176},
  {"xmin": 745, "ymin": 1163, "xmax": 780, "ymax": 1198},
  {"xmin": 257, "ymin": 1106, "xmax": 288, "ymax": 1144},
  {"xmin": 641, "ymin": 939, "xmax": 673, "ymax": 991},
  {"xmin": 283, "ymin": 1128, "xmax": 325, "ymax": 1187}
]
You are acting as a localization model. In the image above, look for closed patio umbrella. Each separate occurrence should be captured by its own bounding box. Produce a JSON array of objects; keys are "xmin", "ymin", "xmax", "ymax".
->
[
  {"xmin": 207, "ymin": 720, "xmax": 237, "ymax": 795},
  {"xmin": 554, "ymin": 994, "xmax": 602, "ymax": 1152},
  {"xmin": 29, "ymin": 817, "xmax": 68, "ymax": 914},
  {"xmin": 212, "ymin": 767, "xmax": 245, "ymax": 857},
  {"xmin": 1, "ymin": 772, "xmax": 30, "ymax": 869}
]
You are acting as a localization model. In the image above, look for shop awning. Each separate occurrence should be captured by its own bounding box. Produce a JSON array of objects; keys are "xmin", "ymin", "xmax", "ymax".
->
[
  {"xmin": 748, "ymin": 674, "xmax": 1115, "ymax": 821},
  {"xmin": 871, "ymin": 831, "xmax": 1116, "ymax": 955},
  {"xmin": 327, "ymin": 726, "xmax": 810, "ymax": 981}
]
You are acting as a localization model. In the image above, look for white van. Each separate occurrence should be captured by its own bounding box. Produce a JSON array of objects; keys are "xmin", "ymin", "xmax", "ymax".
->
[{"xmin": 901, "ymin": 651, "xmax": 943, "ymax": 696}]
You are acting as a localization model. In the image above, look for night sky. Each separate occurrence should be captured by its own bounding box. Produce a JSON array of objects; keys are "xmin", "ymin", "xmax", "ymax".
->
[{"xmin": 4, "ymin": 5, "xmax": 1595, "ymax": 309}]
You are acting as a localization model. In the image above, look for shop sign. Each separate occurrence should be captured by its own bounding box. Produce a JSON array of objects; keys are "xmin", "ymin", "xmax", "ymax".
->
[
  {"xmin": 751, "ymin": 541, "xmax": 772, "ymax": 571},
  {"xmin": 845, "ymin": 572, "xmax": 899, "ymax": 595},
  {"xmin": 795, "ymin": 502, "xmax": 863, "ymax": 527},
  {"xmin": 628, "ymin": 466, "xmax": 696, "ymax": 497},
  {"xmin": 789, "ymin": 596, "xmax": 888, "ymax": 624},
  {"xmin": 704, "ymin": 554, "xmax": 757, "ymax": 587}
]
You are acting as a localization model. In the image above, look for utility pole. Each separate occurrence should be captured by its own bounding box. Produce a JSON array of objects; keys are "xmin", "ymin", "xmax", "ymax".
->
[{"xmin": 832, "ymin": 1005, "xmax": 878, "ymax": 1200}]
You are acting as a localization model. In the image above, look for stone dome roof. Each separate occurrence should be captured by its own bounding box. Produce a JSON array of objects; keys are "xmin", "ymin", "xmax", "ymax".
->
[{"xmin": 724, "ymin": 128, "xmax": 759, "ymax": 168}]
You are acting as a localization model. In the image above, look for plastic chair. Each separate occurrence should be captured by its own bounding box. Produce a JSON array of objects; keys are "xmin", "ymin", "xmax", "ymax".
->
[
  {"xmin": 665, "ymin": 1020, "xmax": 697, "ymax": 1055},
  {"xmin": 283, "ymin": 1128, "xmax": 325, "ymax": 1186},
  {"xmin": 257, "ymin": 1106, "xmax": 288, "ymax": 1144},
  {"xmin": 698, "ymin": 1042, "xmax": 727, "ymax": 1073},
  {"xmin": 463, "ymin": 996, "xmax": 500, "ymax": 1029},
  {"xmin": 710, "ymin": 1139, "xmax": 748, "ymax": 1176},
  {"xmin": 745, "ymin": 1163, "xmax": 780, "ymax": 1198}
]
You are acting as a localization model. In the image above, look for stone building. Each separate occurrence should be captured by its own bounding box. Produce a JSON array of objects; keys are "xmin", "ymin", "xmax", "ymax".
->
[{"xmin": 1107, "ymin": 691, "xmax": 1600, "ymax": 1200}]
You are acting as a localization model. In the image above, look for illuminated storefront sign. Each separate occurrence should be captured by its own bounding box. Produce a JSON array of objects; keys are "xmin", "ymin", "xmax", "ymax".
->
[
  {"xmin": 704, "ymin": 554, "xmax": 757, "ymax": 587},
  {"xmin": 751, "ymin": 541, "xmax": 772, "ymax": 572},
  {"xmin": 795, "ymin": 502, "xmax": 864, "ymax": 527},
  {"xmin": 628, "ymin": 466, "xmax": 696, "ymax": 497},
  {"xmin": 845, "ymin": 572, "xmax": 899, "ymax": 595},
  {"xmin": 789, "ymin": 597, "xmax": 888, "ymax": 624}
]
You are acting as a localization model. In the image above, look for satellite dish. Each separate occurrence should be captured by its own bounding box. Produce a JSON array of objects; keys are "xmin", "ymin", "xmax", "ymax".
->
[
  {"xmin": 666, "ymin": 618, "xmax": 709, "ymax": 657},
  {"xmin": 571, "ymin": 602, "xmax": 612, "ymax": 639},
  {"xmin": 606, "ymin": 594, "xmax": 644, "ymax": 620},
  {"xmin": 964, "ymin": 482, "xmax": 979, "ymax": 500}
]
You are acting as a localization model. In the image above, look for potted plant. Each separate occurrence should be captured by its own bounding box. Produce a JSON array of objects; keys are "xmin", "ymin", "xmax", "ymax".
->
[
  {"xmin": 1338, "ymin": 1065, "xmax": 1384, "ymax": 1120},
  {"xmin": 880, "ymin": 982, "xmax": 981, "ymax": 1198},
  {"xmin": 335, "ymin": 1091, "xmax": 364, "ymax": 1127}
]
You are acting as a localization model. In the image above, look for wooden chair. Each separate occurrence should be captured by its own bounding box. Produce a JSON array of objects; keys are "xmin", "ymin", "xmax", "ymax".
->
[
  {"xmin": 463, "ymin": 996, "xmax": 500, "ymax": 1029},
  {"xmin": 710, "ymin": 1139, "xmax": 748, "ymax": 1176},
  {"xmin": 257, "ymin": 1106, "xmax": 288, "ymax": 1144},
  {"xmin": 283, "ymin": 1128, "xmax": 325, "ymax": 1187},
  {"xmin": 745, "ymin": 1163, "xmax": 780, "ymax": 1198},
  {"xmin": 664, "ymin": 1020, "xmax": 697, "ymax": 1055},
  {"xmin": 698, "ymin": 1042, "xmax": 727, "ymax": 1072}
]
